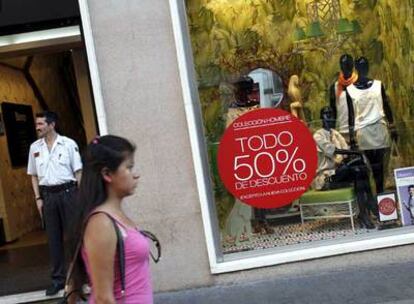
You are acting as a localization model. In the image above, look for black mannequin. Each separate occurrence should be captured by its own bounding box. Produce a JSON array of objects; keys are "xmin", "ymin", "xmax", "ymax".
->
[
  {"xmin": 353, "ymin": 57, "xmax": 396, "ymax": 136},
  {"xmin": 340, "ymin": 54, "xmax": 354, "ymax": 78},
  {"xmin": 317, "ymin": 106, "xmax": 376, "ymax": 229},
  {"xmin": 345, "ymin": 57, "xmax": 396, "ymax": 194},
  {"xmin": 329, "ymin": 54, "xmax": 358, "ymax": 149},
  {"xmin": 321, "ymin": 106, "xmax": 336, "ymax": 131},
  {"xmin": 353, "ymin": 57, "xmax": 373, "ymax": 89}
]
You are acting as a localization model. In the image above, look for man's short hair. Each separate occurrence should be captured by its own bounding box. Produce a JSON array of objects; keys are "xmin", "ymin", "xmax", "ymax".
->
[
  {"xmin": 408, "ymin": 185, "xmax": 414, "ymax": 191},
  {"xmin": 36, "ymin": 111, "xmax": 58, "ymax": 125}
]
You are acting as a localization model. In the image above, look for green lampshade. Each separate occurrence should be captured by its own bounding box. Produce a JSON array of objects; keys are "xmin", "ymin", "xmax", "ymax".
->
[
  {"xmin": 293, "ymin": 27, "xmax": 307, "ymax": 41},
  {"xmin": 351, "ymin": 19, "xmax": 362, "ymax": 33},
  {"xmin": 336, "ymin": 18, "xmax": 354, "ymax": 34},
  {"xmin": 306, "ymin": 21, "xmax": 324, "ymax": 38}
]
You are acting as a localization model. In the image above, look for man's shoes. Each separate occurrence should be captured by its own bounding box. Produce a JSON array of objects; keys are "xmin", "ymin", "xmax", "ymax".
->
[{"xmin": 45, "ymin": 283, "xmax": 64, "ymax": 296}]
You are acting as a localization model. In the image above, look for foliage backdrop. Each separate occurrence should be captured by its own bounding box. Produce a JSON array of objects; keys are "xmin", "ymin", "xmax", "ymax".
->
[{"xmin": 186, "ymin": 0, "xmax": 414, "ymax": 229}]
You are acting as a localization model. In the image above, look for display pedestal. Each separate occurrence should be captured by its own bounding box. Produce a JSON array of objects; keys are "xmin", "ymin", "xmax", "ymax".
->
[{"xmin": 299, "ymin": 188, "xmax": 358, "ymax": 232}]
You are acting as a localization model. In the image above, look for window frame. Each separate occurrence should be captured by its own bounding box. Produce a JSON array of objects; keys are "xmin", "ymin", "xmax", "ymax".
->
[{"xmin": 169, "ymin": 0, "xmax": 414, "ymax": 274}]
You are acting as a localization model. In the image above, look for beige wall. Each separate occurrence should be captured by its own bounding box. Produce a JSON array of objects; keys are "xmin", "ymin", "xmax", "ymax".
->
[
  {"xmin": 0, "ymin": 64, "xmax": 42, "ymax": 241},
  {"xmin": 86, "ymin": 0, "xmax": 213, "ymax": 291}
]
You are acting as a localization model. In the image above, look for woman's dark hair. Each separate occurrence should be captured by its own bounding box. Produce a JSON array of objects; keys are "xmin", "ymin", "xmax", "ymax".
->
[{"xmin": 69, "ymin": 135, "xmax": 136, "ymax": 295}]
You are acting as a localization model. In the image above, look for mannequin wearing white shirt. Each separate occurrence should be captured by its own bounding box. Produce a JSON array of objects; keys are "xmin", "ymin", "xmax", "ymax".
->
[{"xmin": 345, "ymin": 57, "xmax": 396, "ymax": 194}]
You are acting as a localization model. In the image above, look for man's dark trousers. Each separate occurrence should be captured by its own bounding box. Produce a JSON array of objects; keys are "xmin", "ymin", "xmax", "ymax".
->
[{"xmin": 41, "ymin": 184, "xmax": 77, "ymax": 286}]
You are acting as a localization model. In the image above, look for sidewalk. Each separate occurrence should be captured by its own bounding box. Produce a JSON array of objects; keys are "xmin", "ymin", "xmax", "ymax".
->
[
  {"xmin": 30, "ymin": 260, "xmax": 414, "ymax": 304},
  {"xmin": 155, "ymin": 261, "xmax": 414, "ymax": 304}
]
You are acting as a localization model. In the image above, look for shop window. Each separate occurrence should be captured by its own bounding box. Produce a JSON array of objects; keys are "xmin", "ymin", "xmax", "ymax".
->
[{"xmin": 182, "ymin": 0, "xmax": 414, "ymax": 263}]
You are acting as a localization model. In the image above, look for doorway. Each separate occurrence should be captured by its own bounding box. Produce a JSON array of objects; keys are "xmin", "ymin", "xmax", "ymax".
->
[{"xmin": 0, "ymin": 25, "xmax": 99, "ymax": 297}]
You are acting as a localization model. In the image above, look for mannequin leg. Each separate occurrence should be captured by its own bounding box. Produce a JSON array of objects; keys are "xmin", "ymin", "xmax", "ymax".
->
[
  {"xmin": 351, "ymin": 160, "xmax": 377, "ymax": 227},
  {"xmin": 224, "ymin": 199, "xmax": 253, "ymax": 244},
  {"xmin": 252, "ymin": 208, "xmax": 274, "ymax": 234},
  {"xmin": 364, "ymin": 148, "xmax": 387, "ymax": 194}
]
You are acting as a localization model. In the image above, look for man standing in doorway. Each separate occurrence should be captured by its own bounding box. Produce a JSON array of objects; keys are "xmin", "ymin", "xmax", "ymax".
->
[{"xmin": 27, "ymin": 111, "xmax": 82, "ymax": 296}]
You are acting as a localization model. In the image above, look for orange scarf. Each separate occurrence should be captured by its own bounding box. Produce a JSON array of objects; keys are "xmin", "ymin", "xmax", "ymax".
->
[{"xmin": 336, "ymin": 71, "xmax": 358, "ymax": 98}]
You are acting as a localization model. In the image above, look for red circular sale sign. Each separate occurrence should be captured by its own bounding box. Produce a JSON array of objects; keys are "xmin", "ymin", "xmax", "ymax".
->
[
  {"xmin": 217, "ymin": 109, "xmax": 317, "ymax": 209},
  {"xmin": 378, "ymin": 197, "xmax": 396, "ymax": 216}
]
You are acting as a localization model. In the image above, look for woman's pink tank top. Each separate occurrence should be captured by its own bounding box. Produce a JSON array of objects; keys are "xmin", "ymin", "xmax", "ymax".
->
[{"xmin": 81, "ymin": 212, "xmax": 153, "ymax": 304}]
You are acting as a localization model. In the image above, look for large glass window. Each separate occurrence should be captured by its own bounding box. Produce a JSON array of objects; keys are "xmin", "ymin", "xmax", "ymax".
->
[{"xmin": 185, "ymin": 0, "xmax": 414, "ymax": 257}]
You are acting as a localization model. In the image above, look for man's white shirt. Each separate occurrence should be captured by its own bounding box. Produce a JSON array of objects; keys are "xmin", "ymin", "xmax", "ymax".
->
[{"xmin": 27, "ymin": 134, "xmax": 82, "ymax": 186}]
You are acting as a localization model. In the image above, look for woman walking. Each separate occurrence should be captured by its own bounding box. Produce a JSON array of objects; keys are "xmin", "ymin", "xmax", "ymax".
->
[{"xmin": 69, "ymin": 135, "xmax": 153, "ymax": 304}]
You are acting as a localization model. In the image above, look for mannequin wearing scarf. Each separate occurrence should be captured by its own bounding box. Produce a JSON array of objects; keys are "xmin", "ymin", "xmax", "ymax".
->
[{"xmin": 329, "ymin": 54, "xmax": 358, "ymax": 148}]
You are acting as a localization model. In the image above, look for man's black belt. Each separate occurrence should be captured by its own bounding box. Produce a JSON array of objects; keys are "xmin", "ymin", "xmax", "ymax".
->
[{"xmin": 39, "ymin": 181, "xmax": 77, "ymax": 193}]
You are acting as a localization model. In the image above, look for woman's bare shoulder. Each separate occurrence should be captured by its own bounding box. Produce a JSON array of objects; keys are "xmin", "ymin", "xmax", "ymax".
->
[{"xmin": 84, "ymin": 212, "xmax": 116, "ymax": 244}]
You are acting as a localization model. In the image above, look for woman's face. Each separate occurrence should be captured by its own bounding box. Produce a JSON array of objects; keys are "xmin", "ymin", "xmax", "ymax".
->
[{"xmin": 110, "ymin": 154, "xmax": 140, "ymax": 197}]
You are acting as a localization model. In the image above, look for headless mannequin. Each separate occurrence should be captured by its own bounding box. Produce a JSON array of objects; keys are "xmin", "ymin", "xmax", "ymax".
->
[
  {"xmin": 345, "ymin": 57, "xmax": 396, "ymax": 194},
  {"xmin": 315, "ymin": 107, "xmax": 376, "ymax": 229},
  {"xmin": 329, "ymin": 54, "xmax": 358, "ymax": 149}
]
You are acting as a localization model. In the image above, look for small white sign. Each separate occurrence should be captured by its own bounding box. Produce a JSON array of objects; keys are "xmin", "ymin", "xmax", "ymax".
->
[{"xmin": 377, "ymin": 192, "xmax": 398, "ymax": 222}]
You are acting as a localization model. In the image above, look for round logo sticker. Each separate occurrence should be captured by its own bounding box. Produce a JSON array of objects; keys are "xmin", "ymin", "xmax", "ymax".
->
[
  {"xmin": 378, "ymin": 197, "xmax": 396, "ymax": 216},
  {"xmin": 217, "ymin": 109, "xmax": 317, "ymax": 209}
]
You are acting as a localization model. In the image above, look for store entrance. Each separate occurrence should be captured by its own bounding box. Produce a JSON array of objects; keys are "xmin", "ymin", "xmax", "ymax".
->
[{"xmin": 0, "ymin": 26, "xmax": 98, "ymax": 297}]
